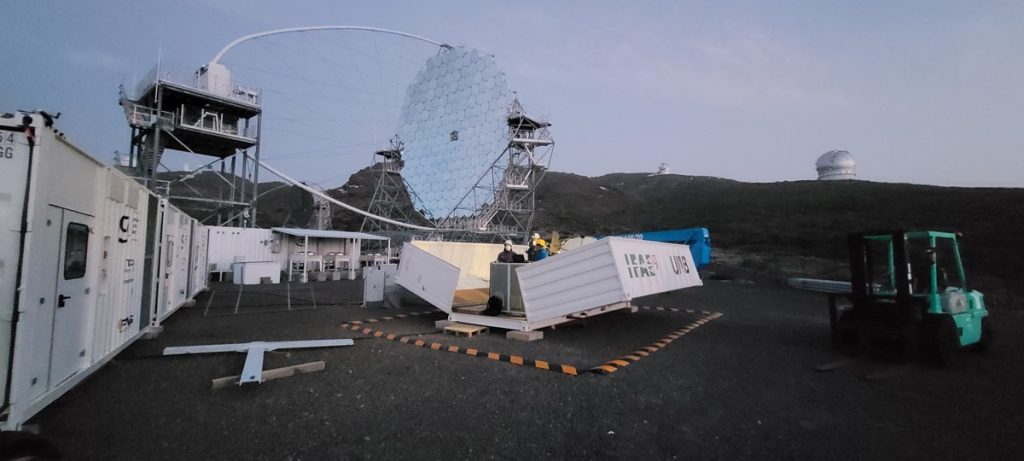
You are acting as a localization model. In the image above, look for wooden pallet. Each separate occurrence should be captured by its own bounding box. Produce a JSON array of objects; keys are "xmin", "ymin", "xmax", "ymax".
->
[
  {"xmin": 444, "ymin": 323, "xmax": 489, "ymax": 337},
  {"xmin": 210, "ymin": 361, "xmax": 326, "ymax": 390}
]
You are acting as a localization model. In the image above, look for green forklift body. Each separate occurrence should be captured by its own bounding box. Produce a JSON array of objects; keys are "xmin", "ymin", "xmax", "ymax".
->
[{"xmin": 848, "ymin": 230, "xmax": 987, "ymax": 347}]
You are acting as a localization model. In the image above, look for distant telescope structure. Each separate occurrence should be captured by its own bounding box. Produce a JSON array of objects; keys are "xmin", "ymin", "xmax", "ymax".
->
[
  {"xmin": 816, "ymin": 150, "xmax": 856, "ymax": 180},
  {"xmin": 655, "ymin": 163, "xmax": 671, "ymax": 175}
]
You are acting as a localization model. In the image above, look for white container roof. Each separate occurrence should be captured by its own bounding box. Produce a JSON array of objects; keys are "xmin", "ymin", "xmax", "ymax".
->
[{"xmin": 270, "ymin": 227, "xmax": 389, "ymax": 241}]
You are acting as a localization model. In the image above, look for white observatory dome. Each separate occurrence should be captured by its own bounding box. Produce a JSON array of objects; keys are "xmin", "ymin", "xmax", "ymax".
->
[{"xmin": 816, "ymin": 150, "xmax": 856, "ymax": 180}]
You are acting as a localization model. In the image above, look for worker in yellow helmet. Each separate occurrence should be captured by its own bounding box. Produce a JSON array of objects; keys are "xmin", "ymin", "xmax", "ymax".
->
[
  {"xmin": 536, "ymin": 239, "xmax": 549, "ymax": 261},
  {"xmin": 527, "ymin": 233, "xmax": 540, "ymax": 261},
  {"xmin": 530, "ymin": 238, "xmax": 549, "ymax": 262}
]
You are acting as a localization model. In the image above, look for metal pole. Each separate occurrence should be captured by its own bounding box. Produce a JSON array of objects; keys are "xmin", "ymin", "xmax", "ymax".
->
[
  {"xmin": 240, "ymin": 149, "xmax": 247, "ymax": 225},
  {"xmin": 251, "ymin": 113, "xmax": 261, "ymax": 228},
  {"xmin": 229, "ymin": 155, "xmax": 237, "ymax": 225},
  {"xmin": 219, "ymin": 160, "xmax": 226, "ymax": 226},
  {"xmin": 150, "ymin": 84, "xmax": 163, "ymax": 183},
  {"xmin": 303, "ymin": 235, "xmax": 309, "ymax": 283},
  {"xmin": 129, "ymin": 128, "xmax": 137, "ymax": 169},
  {"xmin": 350, "ymin": 239, "xmax": 358, "ymax": 280}
]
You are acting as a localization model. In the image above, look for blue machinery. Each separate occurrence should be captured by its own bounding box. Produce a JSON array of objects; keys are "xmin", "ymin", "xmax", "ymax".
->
[{"xmin": 604, "ymin": 228, "xmax": 712, "ymax": 269}]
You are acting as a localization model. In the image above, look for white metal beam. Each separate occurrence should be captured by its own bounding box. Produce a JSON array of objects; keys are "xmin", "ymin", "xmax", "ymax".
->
[
  {"xmin": 257, "ymin": 160, "xmax": 435, "ymax": 231},
  {"xmin": 210, "ymin": 26, "xmax": 448, "ymax": 65},
  {"xmin": 241, "ymin": 345, "xmax": 267, "ymax": 383},
  {"xmin": 163, "ymin": 339, "xmax": 355, "ymax": 356},
  {"xmin": 163, "ymin": 339, "xmax": 355, "ymax": 386}
]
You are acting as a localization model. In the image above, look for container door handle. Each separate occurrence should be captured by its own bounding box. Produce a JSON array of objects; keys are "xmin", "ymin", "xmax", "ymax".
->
[{"xmin": 58, "ymin": 294, "xmax": 71, "ymax": 308}]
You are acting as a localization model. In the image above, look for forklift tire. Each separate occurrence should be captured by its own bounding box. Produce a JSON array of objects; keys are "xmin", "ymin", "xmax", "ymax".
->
[
  {"xmin": 969, "ymin": 318, "xmax": 993, "ymax": 353},
  {"xmin": 922, "ymin": 315, "xmax": 959, "ymax": 366}
]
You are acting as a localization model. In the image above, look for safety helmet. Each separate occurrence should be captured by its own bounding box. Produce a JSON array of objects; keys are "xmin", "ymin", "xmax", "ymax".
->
[
  {"xmin": 538, "ymin": 239, "xmax": 547, "ymax": 248},
  {"xmin": 532, "ymin": 233, "xmax": 540, "ymax": 239}
]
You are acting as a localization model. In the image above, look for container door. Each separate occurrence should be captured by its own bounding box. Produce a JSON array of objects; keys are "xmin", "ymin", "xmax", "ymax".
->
[
  {"xmin": 50, "ymin": 207, "xmax": 93, "ymax": 386},
  {"xmin": 395, "ymin": 244, "xmax": 459, "ymax": 313},
  {"xmin": 160, "ymin": 228, "xmax": 174, "ymax": 318},
  {"xmin": 174, "ymin": 221, "xmax": 190, "ymax": 301}
]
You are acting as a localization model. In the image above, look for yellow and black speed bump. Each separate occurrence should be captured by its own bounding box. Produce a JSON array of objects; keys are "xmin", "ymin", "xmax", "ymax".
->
[
  {"xmin": 339, "ymin": 321, "xmax": 580, "ymax": 376},
  {"xmin": 639, "ymin": 305, "xmax": 718, "ymax": 316},
  {"xmin": 344, "ymin": 309, "xmax": 438, "ymax": 327},
  {"xmin": 340, "ymin": 307, "xmax": 721, "ymax": 377},
  {"xmin": 587, "ymin": 311, "xmax": 723, "ymax": 374}
]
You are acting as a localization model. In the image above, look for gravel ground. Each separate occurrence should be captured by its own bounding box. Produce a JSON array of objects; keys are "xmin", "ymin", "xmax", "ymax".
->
[{"xmin": 26, "ymin": 279, "xmax": 1024, "ymax": 460}]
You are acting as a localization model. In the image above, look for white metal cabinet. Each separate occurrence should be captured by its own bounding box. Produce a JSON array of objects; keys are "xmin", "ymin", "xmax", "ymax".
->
[{"xmin": 396, "ymin": 244, "xmax": 459, "ymax": 313}]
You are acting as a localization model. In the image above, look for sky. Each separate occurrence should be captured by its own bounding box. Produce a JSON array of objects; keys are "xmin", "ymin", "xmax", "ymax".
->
[{"xmin": 1, "ymin": 0, "xmax": 1022, "ymax": 187}]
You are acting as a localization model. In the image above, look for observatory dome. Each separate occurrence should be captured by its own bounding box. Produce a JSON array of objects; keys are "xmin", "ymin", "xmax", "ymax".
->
[{"xmin": 815, "ymin": 150, "xmax": 856, "ymax": 180}]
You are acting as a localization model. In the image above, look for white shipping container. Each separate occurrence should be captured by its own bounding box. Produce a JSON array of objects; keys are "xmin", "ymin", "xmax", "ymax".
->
[
  {"xmin": 206, "ymin": 226, "xmax": 275, "ymax": 276},
  {"xmin": 516, "ymin": 237, "xmax": 703, "ymax": 323},
  {"xmin": 0, "ymin": 119, "xmax": 36, "ymax": 413},
  {"xmin": 0, "ymin": 119, "xmax": 34, "ymax": 414},
  {"xmin": 0, "ymin": 113, "xmax": 206, "ymax": 430},
  {"xmin": 91, "ymin": 170, "xmax": 149, "ymax": 363},
  {"xmin": 401, "ymin": 238, "xmax": 703, "ymax": 331}
]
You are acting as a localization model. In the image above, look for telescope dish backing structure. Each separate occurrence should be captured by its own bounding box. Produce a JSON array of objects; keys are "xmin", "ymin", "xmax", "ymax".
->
[{"xmin": 364, "ymin": 46, "xmax": 553, "ymax": 243}]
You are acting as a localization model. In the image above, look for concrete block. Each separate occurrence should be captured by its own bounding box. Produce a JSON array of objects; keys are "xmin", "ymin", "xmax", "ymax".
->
[
  {"xmin": 435, "ymin": 319, "xmax": 456, "ymax": 329},
  {"xmin": 506, "ymin": 330, "xmax": 544, "ymax": 342}
]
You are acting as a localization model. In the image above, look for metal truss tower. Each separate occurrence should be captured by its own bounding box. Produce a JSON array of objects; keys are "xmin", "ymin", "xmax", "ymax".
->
[
  {"xmin": 434, "ymin": 99, "xmax": 554, "ymax": 243},
  {"xmin": 119, "ymin": 63, "xmax": 262, "ymax": 227},
  {"xmin": 361, "ymin": 137, "xmax": 431, "ymax": 243},
  {"xmin": 305, "ymin": 183, "xmax": 332, "ymax": 230}
]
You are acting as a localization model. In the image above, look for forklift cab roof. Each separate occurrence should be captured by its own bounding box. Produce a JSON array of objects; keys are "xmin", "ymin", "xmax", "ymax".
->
[{"xmin": 850, "ymin": 230, "xmax": 967, "ymax": 301}]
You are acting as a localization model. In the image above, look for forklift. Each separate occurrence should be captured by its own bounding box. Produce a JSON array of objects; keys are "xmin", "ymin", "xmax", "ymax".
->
[{"xmin": 833, "ymin": 230, "xmax": 991, "ymax": 365}]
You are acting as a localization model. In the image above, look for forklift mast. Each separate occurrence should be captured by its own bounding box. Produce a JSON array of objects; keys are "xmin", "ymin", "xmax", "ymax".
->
[
  {"xmin": 836, "ymin": 230, "xmax": 988, "ymax": 358},
  {"xmin": 848, "ymin": 230, "xmax": 911, "ymax": 301}
]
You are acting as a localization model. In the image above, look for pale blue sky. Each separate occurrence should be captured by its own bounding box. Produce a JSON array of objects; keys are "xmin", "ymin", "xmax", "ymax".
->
[{"xmin": 2, "ymin": 1, "xmax": 1021, "ymax": 187}]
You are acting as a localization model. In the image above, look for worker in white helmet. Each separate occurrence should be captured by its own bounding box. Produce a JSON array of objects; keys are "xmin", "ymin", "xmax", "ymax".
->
[
  {"xmin": 496, "ymin": 240, "xmax": 517, "ymax": 263},
  {"xmin": 527, "ymin": 233, "xmax": 541, "ymax": 261}
]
